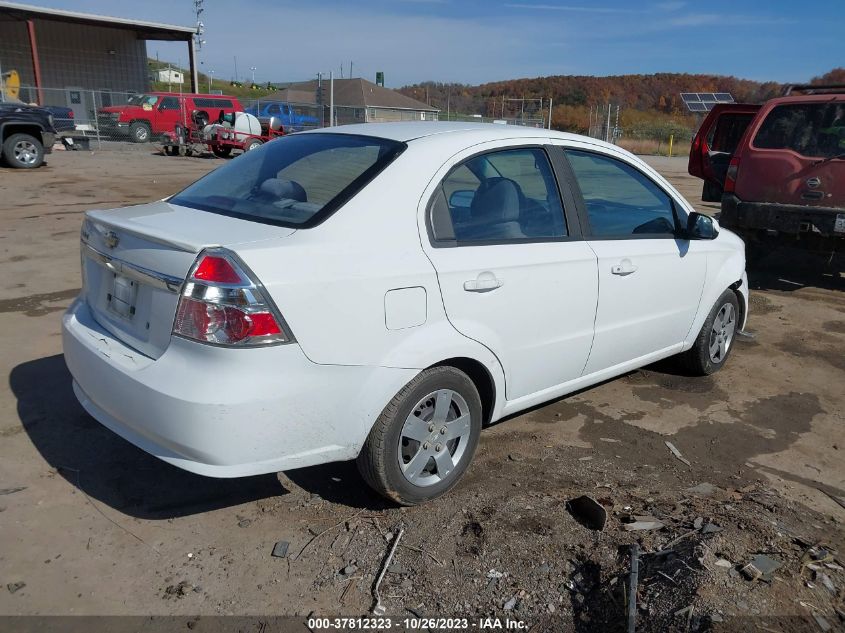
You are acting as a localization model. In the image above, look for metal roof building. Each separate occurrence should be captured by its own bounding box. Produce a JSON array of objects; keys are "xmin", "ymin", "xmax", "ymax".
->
[
  {"xmin": 0, "ymin": 1, "xmax": 197, "ymax": 115},
  {"xmin": 274, "ymin": 78, "xmax": 439, "ymax": 125}
]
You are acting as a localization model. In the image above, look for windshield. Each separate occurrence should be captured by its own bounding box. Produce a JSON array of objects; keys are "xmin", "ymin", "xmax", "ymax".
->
[
  {"xmin": 169, "ymin": 133, "xmax": 406, "ymax": 228},
  {"xmin": 127, "ymin": 94, "xmax": 158, "ymax": 107}
]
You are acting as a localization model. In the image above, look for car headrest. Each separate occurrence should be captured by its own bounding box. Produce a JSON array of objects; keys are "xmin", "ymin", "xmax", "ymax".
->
[
  {"xmin": 259, "ymin": 179, "xmax": 307, "ymax": 202},
  {"xmin": 470, "ymin": 178, "xmax": 521, "ymax": 223}
]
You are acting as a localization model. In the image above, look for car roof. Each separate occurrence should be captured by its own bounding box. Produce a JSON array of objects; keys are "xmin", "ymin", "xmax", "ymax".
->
[{"xmin": 300, "ymin": 121, "xmax": 609, "ymax": 146}]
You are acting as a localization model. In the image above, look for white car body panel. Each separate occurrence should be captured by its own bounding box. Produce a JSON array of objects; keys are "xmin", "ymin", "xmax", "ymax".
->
[{"xmin": 61, "ymin": 122, "xmax": 747, "ymax": 478}]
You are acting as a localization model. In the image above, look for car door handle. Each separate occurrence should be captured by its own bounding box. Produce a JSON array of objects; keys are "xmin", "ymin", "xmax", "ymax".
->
[
  {"xmin": 611, "ymin": 259, "xmax": 638, "ymax": 276},
  {"xmin": 464, "ymin": 272, "xmax": 503, "ymax": 292}
]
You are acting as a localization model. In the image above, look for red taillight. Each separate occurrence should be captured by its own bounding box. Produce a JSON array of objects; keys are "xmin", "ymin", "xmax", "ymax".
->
[
  {"xmin": 724, "ymin": 157, "xmax": 740, "ymax": 193},
  {"xmin": 68, "ymin": 110, "xmax": 74, "ymax": 119},
  {"xmin": 193, "ymin": 254, "xmax": 242, "ymax": 284},
  {"xmin": 172, "ymin": 249, "xmax": 292, "ymax": 346}
]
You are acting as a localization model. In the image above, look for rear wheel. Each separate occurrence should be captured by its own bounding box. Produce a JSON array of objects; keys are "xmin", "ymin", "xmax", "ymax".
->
[
  {"xmin": 242, "ymin": 138, "xmax": 263, "ymax": 153},
  {"xmin": 357, "ymin": 366, "xmax": 482, "ymax": 505},
  {"xmin": 129, "ymin": 121, "xmax": 151, "ymax": 143},
  {"xmin": 681, "ymin": 289, "xmax": 739, "ymax": 375},
  {"xmin": 2, "ymin": 133, "xmax": 44, "ymax": 168},
  {"xmin": 212, "ymin": 145, "xmax": 232, "ymax": 158}
]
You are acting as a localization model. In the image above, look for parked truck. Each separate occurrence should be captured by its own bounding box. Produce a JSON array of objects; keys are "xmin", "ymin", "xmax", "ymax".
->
[{"xmin": 688, "ymin": 84, "xmax": 844, "ymax": 254}]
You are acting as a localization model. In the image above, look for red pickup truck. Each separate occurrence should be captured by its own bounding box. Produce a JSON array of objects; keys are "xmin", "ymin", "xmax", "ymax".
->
[
  {"xmin": 97, "ymin": 92, "xmax": 243, "ymax": 143},
  {"xmin": 689, "ymin": 85, "xmax": 844, "ymax": 253}
]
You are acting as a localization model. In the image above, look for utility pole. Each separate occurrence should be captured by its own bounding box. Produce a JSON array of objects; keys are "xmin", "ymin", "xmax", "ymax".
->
[
  {"xmin": 548, "ymin": 97, "xmax": 553, "ymax": 130},
  {"xmin": 329, "ymin": 71, "xmax": 334, "ymax": 127},
  {"xmin": 208, "ymin": 69, "xmax": 214, "ymax": 93},
  {"xmin": 605, "ymin": 102, "xmax": 611, "ymax": 143},
  {"xmin": 250, "ymin": 66, "xmax": 256, "ymax": 84}
]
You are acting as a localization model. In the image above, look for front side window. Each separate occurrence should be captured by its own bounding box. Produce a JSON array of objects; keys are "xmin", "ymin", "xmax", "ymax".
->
[
  {"xmin": 159, "ymin": 97, "xmax": 180, "ymax": 110},
  {"xmin": 565, "ymin": 150, "xmax": 678, "ymax": 238},
  {"xmin": 170, "ymin": 133, "xmax": 405, "ymax": 228},
  {"xmin": 754, "ymin": 103, "xmax": 845, "ymax": 158},
  {"xmin": 430, "ymin": 148, "xmax": 567, "ymax": 243}
]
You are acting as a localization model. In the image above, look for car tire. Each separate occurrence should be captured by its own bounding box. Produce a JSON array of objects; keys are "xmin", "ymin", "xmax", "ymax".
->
[
  {"xmin": 2, "ymin": 133, "xmax": 45, "ymax": 169},
  {"xmin": 212, "ymin": 146, "xmax": 232, "ymax": 158},
  {"xmin": 357, "ymin": 366, "xmax": 482, "ymax": 506},
  {"xmin": 681, "ymin": 289, "xmax": 740, "ymax": 376},
  {"xmin": 129, "ymin": 121, "xmax": 151, "ymax": 143},
  {"xmin": 242, "ymin": 138, "xmax": 262, "ymax": 152}
]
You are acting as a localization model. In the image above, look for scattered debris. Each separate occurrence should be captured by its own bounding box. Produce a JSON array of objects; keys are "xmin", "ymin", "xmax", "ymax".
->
[
  {"xmin": 599, "ymin": 437, "xmax": 622, "ymax": 443},
  {"xmin": 627, "ymin": 544, "xmax": 640, "ymax": 633},
  {"xmin": 741, "ymin": 555, "xmax": 782, "ymax": 581},
  {"xmin": 693, "ymin": 517, "xmax": 703, "ymax": 530},
  {"xmin": 487, "ymin": 569, "xmax": 505, "ymax": 579},
  {"xmin": 341, "ymin": 564, "xmax": 358, "ymax": 576},
  {"xmin": 578, "ymin": 456, "xmax": 594, "ymax": 462},
  {"xmin": 818, "ymin": 573, "xmax": 836, "ymax": 594},
  {"xmin": 372, "ymin": 527, "xmax": 404, "ymax": 616},
  {"xmin": 237, "ymin": 518, "xmax": 252, "ymax": 528},
  {"xmin": 623, "ymin": 516, "xmax": 665, "ymax": 532},
  {"xmin": 665, "ymin": 441, "xmax": 691, "ymax": 466},
  {"xmin": 714, "ymin": 559, "xmax": 733, "ymax": 568},
  {"xmin": 503, "ymin": 596, "xmax": 518, "ymax": 610},
  {"xmin": 566, "ymin": 495, "xmax": 607, "ymax": 531},
  {"xmin": 163, "ymin": 581, "xmax": 193, "ymax": 599},
  {"xmin": 686, "ymin": 482, "xmax": 719, "ymax": 497},
  {"xmin": 6, "ymin": 582, "xmax": 25, "ymax": 594},
  {"xmin": 271, "ymin": 540, "xmax": 290, "ymax": 559},
  {"xmin": 701, "ymin": 523, "xmax": 723, "ymax": 534},
  {"xmin": 0, "ymin": 487, "xmax": 26, "ymax": 496}
]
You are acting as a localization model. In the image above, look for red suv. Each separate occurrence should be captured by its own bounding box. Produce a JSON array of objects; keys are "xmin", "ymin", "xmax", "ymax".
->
[
  {"xmin": 689, "ymin": 85, "xmax": 845, "ymax": 253},
  {"xmin": 97, "ymin": 92, "xmax": 244, "ymax": 143}
]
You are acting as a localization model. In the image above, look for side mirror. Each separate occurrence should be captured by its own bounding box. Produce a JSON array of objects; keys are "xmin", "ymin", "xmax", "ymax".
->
[
  {"xmin": 449, "ymin": 190, "xmax": 475, "ymax": 209},
  {"xmin": 686, "ymin": 212, "xmax": 718, "ymax": 240}
]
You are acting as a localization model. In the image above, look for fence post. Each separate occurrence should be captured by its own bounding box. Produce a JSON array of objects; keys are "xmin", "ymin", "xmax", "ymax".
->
[
  {"xmin": 668, "ymin": 134, "xmax": 674, "ymax": 158},
  {"xmin": 93, "ymin": 90, "xmax": 101, "ymax": 150}
]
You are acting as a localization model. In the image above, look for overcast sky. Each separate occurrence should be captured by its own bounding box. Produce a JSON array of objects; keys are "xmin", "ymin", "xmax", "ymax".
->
[{"xmin": 36, "ymin": 0, "xmax": 845, "ymax": 86}]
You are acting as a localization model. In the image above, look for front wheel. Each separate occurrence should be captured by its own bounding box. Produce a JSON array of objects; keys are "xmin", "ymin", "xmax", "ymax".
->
[
  {"xmin": 242, "ymin": 138, "xmax": 263, "ymax": 152},
  {"xmin": 129, "ymin": 121, "xmax": 151, "ymax": 143},
  {"xmin": 357, "ymin": 366, "xmax": 482, "ymax": 506},
  {"xmin": 681, "ymin": 289, "xmax": 739, "ymax": 375},
  {"xmin": 2, "ymin": 133, "xmax": 44, "ymax": 168}
]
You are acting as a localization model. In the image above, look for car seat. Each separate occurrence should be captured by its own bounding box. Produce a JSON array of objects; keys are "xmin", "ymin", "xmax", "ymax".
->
[{"xmin": 463, "ymin": 177, "xmax": 525, "ymax": 240}]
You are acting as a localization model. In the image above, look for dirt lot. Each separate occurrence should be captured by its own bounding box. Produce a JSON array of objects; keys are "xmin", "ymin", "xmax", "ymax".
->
[{"xmin": 0, "ymin": 144, "xmax": 843, "ymax": 632}]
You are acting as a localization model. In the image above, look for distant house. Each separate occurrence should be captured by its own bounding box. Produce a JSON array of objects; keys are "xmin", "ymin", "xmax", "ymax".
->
[
  {"xmin": 155, "ymin": 68, "xmax": 184, "ymax": 84},
  {"xmin": 271, "ymin": 78, "xmax": 438, "ymax": 125}
]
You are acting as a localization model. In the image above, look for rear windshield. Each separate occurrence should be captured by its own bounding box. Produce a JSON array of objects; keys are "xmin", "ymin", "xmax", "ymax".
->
[
  {"xmin": 170, "ymin": 133, "xmax": 406, "ymax": 228},
  {"xmin": 753, "ymin": 102, "xmax": 845, "ymax": 158}
]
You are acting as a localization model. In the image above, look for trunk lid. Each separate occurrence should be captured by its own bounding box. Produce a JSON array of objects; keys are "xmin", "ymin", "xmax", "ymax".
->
[
  {"xmin": 689, "ymin": 103, "xmax": 759, "ymax": 201},
  {"xmin": 734, "ymin": 97, "xmax": 845, "ymax": 209},
  {"xmin": 81, "ymin": 200, "xmax": 296, "ymax": 359}
]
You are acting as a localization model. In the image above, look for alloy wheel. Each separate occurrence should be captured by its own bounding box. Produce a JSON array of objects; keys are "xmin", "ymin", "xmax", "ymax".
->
[
  {"xmin": 708, "ymin": 302, "xmax": 736, "ymax": 363},
  {"xmin": 13, "ymin": 140, "xmax": 38, "ymax": 165},
  {"xmin": 397, "ymin": 389, "xmax": 472, "ymax": 487}
]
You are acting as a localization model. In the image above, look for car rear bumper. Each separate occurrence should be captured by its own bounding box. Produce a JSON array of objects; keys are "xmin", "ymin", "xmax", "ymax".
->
[
  {"xmin": 62, "ymin": 297, "xmax": 416, "ymax": 478},
  {"xmin": 721, "ymin": 194, "xmax": 845, "ymax": 238}
]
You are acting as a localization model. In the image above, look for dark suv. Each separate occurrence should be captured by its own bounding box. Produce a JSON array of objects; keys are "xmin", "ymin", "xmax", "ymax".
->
[
  {"xmin": 689, "ymin": 85, "xmax": 844, "ymax": 253},
  {"xmin": 0, "ymin": 102, "xmax": 57, "ymax": 168}
]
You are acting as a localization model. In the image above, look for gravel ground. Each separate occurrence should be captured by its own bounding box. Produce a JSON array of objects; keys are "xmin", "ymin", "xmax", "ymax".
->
[{"xmin": 0, "ymin": 143, "xmax": 843, "ymax": 632}]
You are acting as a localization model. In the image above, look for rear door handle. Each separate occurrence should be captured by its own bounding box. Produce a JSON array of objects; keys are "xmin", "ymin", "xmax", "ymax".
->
[
  {"xmin": 611, "ymin": 259, "xmax": 638, "ymax": 276},
  {"xmin": 464, "ymin": 272, "xmax": 503, "ymax": 292}
]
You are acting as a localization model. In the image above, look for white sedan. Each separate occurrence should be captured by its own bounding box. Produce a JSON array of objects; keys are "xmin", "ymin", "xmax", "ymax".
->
[{"xmin": 62, "ymin": 122, "xmax": 747, "ymax": 505}]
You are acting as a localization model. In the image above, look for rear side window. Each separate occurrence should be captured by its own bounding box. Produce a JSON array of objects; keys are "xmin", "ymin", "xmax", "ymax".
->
[
  {"xmin": 754, "ymin": 103, "xmax": 845, "ymax": 158},
  {"xmin": 430, "ymin": 148, "xmax": 567, "ymax": 244},
  {"xmin": 158, "ymin": 97, "xmax": 180, "ymax": 110},
  {"xmin": 193, "ymin": 98, "xmax": 234, "ymax": 109},
  {"xmin": 565, "ymin": 150, "xmax": 678, "ymax": 238},
  {"xmin": 170, "ymin": 133, "xmax": 406, "ymax": 228}
]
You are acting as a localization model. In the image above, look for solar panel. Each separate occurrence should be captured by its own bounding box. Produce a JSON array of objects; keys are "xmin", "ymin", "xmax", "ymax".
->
[{"xmin": 680, "ymin": 91, "xmax": 735, "ymax": 112}]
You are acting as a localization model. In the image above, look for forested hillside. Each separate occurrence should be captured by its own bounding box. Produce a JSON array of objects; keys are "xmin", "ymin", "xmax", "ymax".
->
[{"xmin": 400, "ymin": 68, "xmax": 844, "ymax": 137}]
